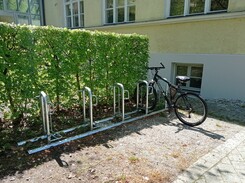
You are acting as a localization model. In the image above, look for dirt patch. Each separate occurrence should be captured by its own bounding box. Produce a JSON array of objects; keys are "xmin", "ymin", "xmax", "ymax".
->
[{"xmin": 0, "ymin": 100, "xmax": 245, "ymax": 183}]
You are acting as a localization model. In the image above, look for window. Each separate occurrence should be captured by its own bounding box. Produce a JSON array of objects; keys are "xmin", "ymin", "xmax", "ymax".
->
[
  {"xmin": 0, "ymin": 0, "xmax": 3, "ymax": 10},
  {"xmin": 169, "ymin": 0, "xmax": 228, "ymax": 17},
  {"xmin": 7, "ymin": 0, "xmax": 17, "ymax": 11},
  {"xmin": 104, "ymin": 0, "xmax": 135, "ymax": 24},
  {"xmin": 0, "ymin": 0, "xmax": 42, "ymax": 25},
  {"xmin": 174, "ymin": 64, "xmax": 203, "ymax": 91},
  {"xmin": 64, "ymin": 0, "xmax": 84, "ymax": 28}
]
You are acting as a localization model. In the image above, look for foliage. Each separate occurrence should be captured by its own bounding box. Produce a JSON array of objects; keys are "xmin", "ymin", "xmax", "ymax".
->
[
  {"xmin": 0, "ymin": 23, "xmax": 149, "ymax": 126},
  {"xmin": 0, "ymin": 23, "xmax": 39, "ymax": 122}
]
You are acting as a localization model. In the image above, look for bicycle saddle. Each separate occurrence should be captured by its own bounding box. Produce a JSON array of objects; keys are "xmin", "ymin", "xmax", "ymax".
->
[{"xmin": 176, "ymin": 76, "xmax": 190, "ymax": 83}]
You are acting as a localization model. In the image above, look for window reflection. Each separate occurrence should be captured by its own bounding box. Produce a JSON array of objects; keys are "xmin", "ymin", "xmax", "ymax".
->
[
  {"xmin": 189, "ymin": 0, "xmax": 205, "ymax": 14},
  {"xmin": 0, "ymin": 0, "xmax": 42, "ymax": 25},
  {"xmin": 169, "ymin": 0, "xmax": 228, "ymax": 17}
]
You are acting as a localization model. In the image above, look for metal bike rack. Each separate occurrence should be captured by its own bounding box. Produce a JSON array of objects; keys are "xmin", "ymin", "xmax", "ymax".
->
[
  {"xmin": 18, "ymin": 82, "xmax": 167, "ymax": 154},
  {"xmin": 81, "ymin": 86, "xmax": 97, "ymax": 130},
  {"xmin": 40, "ymin": 91, "xmax": 52, "ymax": 142},
  {"xmin": 18, "ymin": 91, "xmax": 61, "ymax": 146},
  {"xmin": 136, "ymin": 80, "xmax": 149, "ymax": 114},
  {"xmin": 113, "ymin": 83, "xmax": 130, "ymax": 121}
]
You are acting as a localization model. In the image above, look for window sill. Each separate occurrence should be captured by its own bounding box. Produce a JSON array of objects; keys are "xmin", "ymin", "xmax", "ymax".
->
[
  {"xmin": 168, "ymin": 10, "xmax": 227, "ymax": 19},
  {"xmin": 162, "ymin": 11, "xmax": 245, "ymax": 25},
  {"xmin": 103, "ymin": 21, "xmax": 135, "ymax": 26},
  {"xmin": 86, "ymin": 11, "xmax": 245, "ymax": 30}
]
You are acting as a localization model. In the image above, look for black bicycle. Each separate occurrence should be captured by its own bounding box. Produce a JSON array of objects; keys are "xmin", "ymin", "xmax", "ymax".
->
[{"xmin": 135, "ymin": 63, "xmax": 207, "ymax": 126}]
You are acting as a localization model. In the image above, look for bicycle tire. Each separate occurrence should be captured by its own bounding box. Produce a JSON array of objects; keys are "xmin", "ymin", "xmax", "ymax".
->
[
  {"xmin": 174, "ymin": 93, "xmax": 207, "ymax": 126},
  {"xmin": 134, "ymin": 83, "xmax": 157, "ymax": 110}
]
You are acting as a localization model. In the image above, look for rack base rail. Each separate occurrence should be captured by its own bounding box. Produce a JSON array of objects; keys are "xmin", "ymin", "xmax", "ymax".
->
[{"xmin": 17, "ymin": 81, "xmax": 167, "ymax": 154}]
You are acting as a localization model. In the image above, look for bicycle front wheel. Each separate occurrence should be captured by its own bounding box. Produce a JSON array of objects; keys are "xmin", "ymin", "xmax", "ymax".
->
[{"xmin": 174, "ymin": 93, "xmax": 207, "ymax": 126}]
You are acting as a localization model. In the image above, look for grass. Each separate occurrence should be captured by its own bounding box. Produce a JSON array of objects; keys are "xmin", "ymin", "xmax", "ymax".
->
[
  {"xmin": 116, "ymin": 174, "xmax": 127, "ymax": 182},
  {"xmin": 128, "ymin": 156, "xmax": 139, "ymax": 163}
]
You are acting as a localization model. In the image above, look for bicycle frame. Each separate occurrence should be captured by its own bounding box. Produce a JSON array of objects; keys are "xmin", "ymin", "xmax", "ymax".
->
[{"xmin": 149, "ymin": 68, "xmax": 182, "ymax": 109}]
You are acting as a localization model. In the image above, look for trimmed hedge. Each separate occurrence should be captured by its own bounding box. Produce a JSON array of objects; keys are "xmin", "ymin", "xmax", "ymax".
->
[{"xmin": 0, "ymin": 23, "xmax": 149, "ymax": 125}]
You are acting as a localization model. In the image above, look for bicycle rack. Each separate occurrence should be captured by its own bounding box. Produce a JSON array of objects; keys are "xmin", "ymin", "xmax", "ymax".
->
[
  {"xmin": 113, "ymin": 83, "xmax": 130, "ymax": 121},
  {"xmin": 17, "ymin": 91, "xmax": 62, "ymax": 146},
  {"xmin": 40, "ymin": 91, "xmax": 51, "ymax": 141},
  {"xmin": 81, "ymin": 86, "xmax": 98, "ymax": 130},
  {"xmin": 18, "ymin": 81, "xmax": 167, "ymax": 154},
  {"xmin": 136, "ymin": 80, "xmax": 149, "ymax": 114}
]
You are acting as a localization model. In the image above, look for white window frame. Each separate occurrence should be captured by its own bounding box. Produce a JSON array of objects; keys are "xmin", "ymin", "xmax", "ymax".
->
[
  {"xmin": 0, "ymin": 0, "xmax": 43, "ymax": 25},
  {"xmin": 103, "ymin": 0, "xmax": 135, "ymax": 24},
  {"xmin": 64, "ymin": 0, "xmax": 84, "ymax": 28},
  {"xmin": 167, "ymin": 0, "xmax": 228, "ymax": 18},
  {"xmin": 173, "ymin": 63, "xmax": 203, "ymax": 92}
]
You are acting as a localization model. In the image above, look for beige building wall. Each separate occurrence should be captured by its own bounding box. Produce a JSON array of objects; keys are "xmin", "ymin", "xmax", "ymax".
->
[
  {"xmin": 84, "ymin": 0, "xmax": 103, "ymax": 27},
  {"xmin": 88, "ymin": 14, "xmax": 245, "ymax": 55},
  {"xmin": 228, "ymin": 0, "xmax": 245, "ymax": 12},
  {"xmin": 44, "ymin": 0, "xmax": 65, "ymax": 27},
  {"xmin": 43, "ymin": 0, "xmax": 245, "ymax": 28},
  {"xmin": 135, "ymin": 0, "xmax": 165, "ymax": 22}
]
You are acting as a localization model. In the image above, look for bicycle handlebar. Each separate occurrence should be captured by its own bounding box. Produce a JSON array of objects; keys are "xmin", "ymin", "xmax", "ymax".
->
[{"xmin": 148, "ymin": 62, "xmax": 165, "ymax": 70}]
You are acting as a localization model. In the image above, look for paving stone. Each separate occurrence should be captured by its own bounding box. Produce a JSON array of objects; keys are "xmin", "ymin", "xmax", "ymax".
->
[
  {"xmin": 220, "ymin": 157, "xmax": 231, "ymax": 165},
  {"xmin": 202, "ymin": 166, "xmax": 223, "ymax": 183},
  {"xmin": 231, "ymin": 161, "xmax": 245, "ymax": 170},
  {"xmin": 174, "ymin": 131, "xmax": 245, "ymax": 183},
  {"xmin": 194, "ymin": 176, "xmax": 206, "ymax": 183},
  {"xmin": 236, "ymin": 169, "xmax": 245, "ymax": 180},
  {"xmin": 228, "ymin": 149, "xmax": 244, "ymax": 161}
]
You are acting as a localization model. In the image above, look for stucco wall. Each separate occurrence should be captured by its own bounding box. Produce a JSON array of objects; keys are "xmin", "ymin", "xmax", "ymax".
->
[
  {"xmin": 44, "ymin": 0, "xmax": 64, "ymax": 27},
  {"xmin": 43, "ymin": 0, "xmax": 245, "ymax": 28},
  {"xmin": 136, "ymin": 0, "xmax": 165, "ymax": 21},
  {"xmin": 228, "ymin": 0, "xmax": 245, "ymax": 12},
  {"xmin": 84, "ymin": 0, "xmax": 102, "ymax": 27},
  {"xmin": 151, "ymin": 53, "xmax": 245, "ymax": 100},
  {"xmin": 90, "ymin": 14, "xmax": 245, "ymax": 55}
]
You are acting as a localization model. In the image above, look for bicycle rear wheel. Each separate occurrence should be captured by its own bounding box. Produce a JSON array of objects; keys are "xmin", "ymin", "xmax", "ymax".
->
[
  {"xmin": 134, "ymin": 83, "xmax": 157, "ymax": 110},
  {"xmin": 174, "ymin": 93, "xmax": 207, "ymax": 126}
]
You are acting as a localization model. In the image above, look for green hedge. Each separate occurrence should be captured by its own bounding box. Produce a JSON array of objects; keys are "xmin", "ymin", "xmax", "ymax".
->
[{"xmin": 0, "ymin": 23, "xmax": 149, "ymax": 125}]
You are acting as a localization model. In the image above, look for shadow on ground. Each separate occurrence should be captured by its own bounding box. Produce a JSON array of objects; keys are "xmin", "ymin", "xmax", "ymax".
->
[
  {"xmin": 206, "ymin": 99, "xmax": 245, "ymax": 126},
  {"xmin": 0, "ymin": 99, "xmax": 244, "ymax": 180}
]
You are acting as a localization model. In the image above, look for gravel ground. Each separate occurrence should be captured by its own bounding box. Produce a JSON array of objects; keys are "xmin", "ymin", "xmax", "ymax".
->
[{"xmin": 0, "ymin": 99, "xmax": 245, "ymax": 183}]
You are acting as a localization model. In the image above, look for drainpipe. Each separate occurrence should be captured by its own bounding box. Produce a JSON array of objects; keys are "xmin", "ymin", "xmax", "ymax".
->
[{"xmin": 41, "ymin": 0, "xmax": 46, "ymax": 25}]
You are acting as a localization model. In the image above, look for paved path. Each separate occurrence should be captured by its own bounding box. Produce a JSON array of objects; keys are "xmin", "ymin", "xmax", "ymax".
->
[{"xmin": 173, "ymin": 130, "xmax": 245, "ymax": 183}]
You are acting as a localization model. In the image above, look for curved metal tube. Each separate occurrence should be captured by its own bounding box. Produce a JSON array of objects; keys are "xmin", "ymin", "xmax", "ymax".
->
[
  {"xmin": 80, "ymin": 87, "xmax": 94, "ymax": 130},
  {"xmin": 113, "ymin": 83, "xmax": 125, "ymax": 121},
  {"xmin": 40, "ymin": 91, "xmax": 51, "ymax": 142},
  {"xmin": 137, "ymin": 80, "xmax": 149, "ymax": 114}
]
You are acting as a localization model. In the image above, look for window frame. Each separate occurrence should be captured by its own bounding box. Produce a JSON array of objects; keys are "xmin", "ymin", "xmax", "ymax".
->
[
  {"xmin": 173, "ymin": 63, "xmax": 203, "ymax": 92},
  {"xmin": 64, "ymin": 0, "xmax": 84, "ymax": 28},
  {"xmin": 167, "ymin": 0, "xmax": 228, "ymax": 18},
  {"xmin": 103, "ymin": 0, "xmax": 135, "ymax": 25}
]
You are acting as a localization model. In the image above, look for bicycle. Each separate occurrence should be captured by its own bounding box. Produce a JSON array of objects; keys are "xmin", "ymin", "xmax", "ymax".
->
[{"xmin": 135, "ymin": 63, "xmax": 208, "ymax": 126}]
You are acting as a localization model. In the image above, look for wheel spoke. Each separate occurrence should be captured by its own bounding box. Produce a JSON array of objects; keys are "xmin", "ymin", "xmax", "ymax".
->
[{"xmin": 174, "ymin": 93, "xmax": 207, "ymax": 126}]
